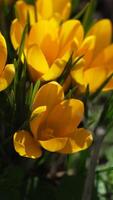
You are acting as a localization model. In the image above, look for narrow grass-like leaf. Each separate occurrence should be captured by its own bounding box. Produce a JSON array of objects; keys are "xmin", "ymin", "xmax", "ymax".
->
[
  {"xmin": 58, "ymin": 54, "xmax": 73, "ymax": 85},
  {"xmin": 96, "ymin": 166, "xmax": 113, "ymax": 173},
  {"xmin": 83, "ymin": 0, "xmax": 96, "ymax": 33},
  {"xmin": 66, "ymin": 86, "xmax": 77, "ymax": 99},
  {"xmin": 26, "ymin": 83, "xmax": 33, "ymax": 109},
  {"xmin": 16, "ymin": 22, "xmax": 28, "ymax": 67},
  {"xmin": 74, "ymin": 3, "xmax": 90, "ymax": 19},
  {"xmin": 31, "ymin": 80, "xmax": 40, "ymax": 106}
]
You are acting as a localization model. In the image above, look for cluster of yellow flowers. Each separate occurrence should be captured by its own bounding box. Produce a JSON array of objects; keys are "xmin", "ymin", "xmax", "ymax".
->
[{"xmin": 1, "ymin": 0, "xmax": 113, "ymax": 159}]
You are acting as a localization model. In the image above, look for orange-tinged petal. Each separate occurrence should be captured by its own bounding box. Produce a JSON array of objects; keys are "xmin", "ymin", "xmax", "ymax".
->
[
  {"xmin": 87, "ymin": 19, "xmax": 112, "ymax": 57},
  {"xmin": 59, "ymin": 20, "xmax": 84, "ymax": 56},
  {"xmin": 59, "ymin": 128, "xmax": 93, "ymax": 154},
  {"xmin": 10, "ymin": 19, "xmax": 24, "ymax": 50},
  {"xmin": 62, "ymin": 74, "xmax": 72, "ymax": 92},
  {"xmin": 92, "ymin": 44, "xmax": 113, "ymax": 69},
  {"xmin": 16, "ymin": 0, "xmax": 36, "ymax": 25},
  {"xmin": 13, "ymin": 130, "xmax": 42, "ymax": 159},
  {"xmin": 0, "ymin": 32, "xmax": 7, "ymax": 74},
  {"xmin": 27, "ymin": 45, "xmax": 49, "ymax": 80},
  {"xmin": 32, "ymin": 81, "xmax": 64, "ymax": 111},
  {"xmin": 103, "ymin": 78, "xmax": 113, "ymax": 91},
  {"xmin": 84, "ymin": 67, "xmax": 107, "ymax": 93},
  {"xmin": 30, "ymin": 106, "xmax": 47, "ymax": 139},
  {"xmin": 47, "ymin": 99, "xmax": 84, "ymax": 137},
  {"xmin": 0, "ymin": 64, "xmax": 15, "ymax": 92},
  {"xmin": 39, "ymin": 137, "xmax": 67, "ymax": 152}
]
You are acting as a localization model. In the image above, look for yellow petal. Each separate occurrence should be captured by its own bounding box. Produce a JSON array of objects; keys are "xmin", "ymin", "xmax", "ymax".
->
[
  {"xmin": 16, "ymin": 0, "xmax": 36, "ymax": 25},
  {"xmin": 39, "ymin": 137, "xmax": 67, "ymax": 152},
  {"xmin": 10, "ymin": 19, "xmax": 24, "ymax": 50},
  {"xmin": 27, "ymin": 45, "xmax": 49, "ymax": 80},
  {"xmin": 42, "ymin": 57, "xmax": 67, "ymax": 81},
  {"xmin": 0, "ymin": 32, "xmax": 7, "ymax": 74},
  {"xmin": 47, "ymin": 99, "xmax": 84, "ymax": 137},
  {"xmin": 87, "ymin": 19, "xmax": 112, "ymax": 57},
  {"xmin": 59, "ymin": 128, "xmax": 93, "ymax": 154},
  {"xmin": 103, "ymin": 78, "xmax": 113, "ymax": 91},
  {"xmin": 77, "ymin": 36, "xmax": 96, "ymax": 67},
  {"xmin": 92, "ymin": 44, "xmax": 113, "ymax": 69},
  {"xmin": 53, "ymin": 0, "xmax": 71, "ymax": 21},
  {"xmin": 30, "ymin": 106, "xmax": 47, "ymax": 139},
  {"xmin": 37, "ymin": 0, "xmax": 53, "ymax": 19},
  {"xmin": 28, "ymin": 19, "xmax": 59, "ymax": 47},
  {"xmin": 60, "ymin": 1, "xmax": 71, "ymax": 21},
  {"xmin": 28, "ymin": 19, "xmax": 59, "ymax": 65},
  {"xmin": 84, "ymin": 67, "xmax": 107, "ymax": 93},
  {"xmin": 32, "ymin": 81, "xmax": 64, "ymax": 111},
  {"xmin": 70, "ymin": 58, "xmax": 85, "ymax": 85},
  {"xmin": 59, "ymin": 20, "xmax": 84, "ymax": 56},
  {"xmin": 0, "ymin": 64, "xmax": 15, "ymax": 92},
  {"xmin": 13, "ymin": 130, "xmax": 42, "ymax": 159}
]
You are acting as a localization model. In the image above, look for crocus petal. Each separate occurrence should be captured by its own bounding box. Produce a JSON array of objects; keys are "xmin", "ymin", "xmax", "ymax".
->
[
  {"xmin": 15, "ymin": 0, "xmax": 36, "ymax": 25},
  {"xmin": 103, "ymin": 78, "xmax": 113, "ymax": 91},
  {"xmin": 59, "ymin": 19, "xmax": 84, "ymax": 56},
  {"xmin": 59, "ymin": 128, "xmax": 93, "ymax": 154},
  {"xmin": 37, "ymin": 0, "xmax": 53, "ymax": 19},
  {"xmin": 87, "ymin": 19, "xmax": 112, "ymax": 57},
  {"xmin": 0, "ymin": 64, "xmax": 15, "ymax": 92},
  {"xmin": 13, "ymin": 130, "xmax": 42, "ymax": 159},
  {"xmin": 92, "ymin": 44, "xmax": 113, "ymax": 69},
  {"xmin": 27, "ymin": 45, "xmax": 49, "ymax": 81},
  {"xmin": 53, "ymin": 0, "xmax": 72, "ymax": 21},
  {"xmin": 84, "ymin": 67, "xmax": 107, "ymax": 93},
  {"xmin": 62, "ymin": 74, "xmax": 72, "ymax": 92},
  {"xmin": 39, "ymin": 137, "xmax": 67, "ymax": 152},
  {"xmin": 0, "ymin": 32, "xmax": 7, "ymax": 74},
  {"xmin": 61, "ymin": 1, "xmax": 71, "ymax": 21},
  {"xmin": 47, "ymin": 99, "xmax": 84, "ymax": 137},
  {"xmin": 10, "ymin": 19, "xmax": 24, "ymax": 50},
  {"xmin": 41, "ymin": 57, "xmax": 67, "ymax": 81},
  {"xmin": 30, "ymin": 106, "xmax": 47, "ymax": 139},
  {"xmin": 28, "ymin": 19, "xmax": 59, "ymax": 65},
  {"xmin": 77, "ymin": 36, "xmax": 96, "ymax": 67},
  {"xmin": 70, "ymin": 58, "xmax": 85, "ymax": 86},
  {"xmin": 32, "ymin": 81, "xmax": 64, "ymax": 111},
  {"xmin": 28, "ymin": 19, "xmax": 59, "ymax": 47}
]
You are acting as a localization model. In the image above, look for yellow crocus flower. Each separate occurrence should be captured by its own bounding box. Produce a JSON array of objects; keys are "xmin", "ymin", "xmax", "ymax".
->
[
  {"xmin": 13, "ymin": 81, "xmax": 93, "ymax": 159},
  {"xmin": 71, "ymin": 19, "xmax": 113, "ymax": 93},
  {"xmin": 37, "ymin": 0, "xmax": 72, "ymax": 21},
  {"xmin": 0, "ymin": 33, "xmax": 15, "ymax": 91},
  {"xmin": 11, "ymin": 18, "xmax": 84, "ymax": 81},
  {"xmin": 10, "ymin": 0, "xmax": 72, "ymax": 49},
  {"xmin": 26, "ymin": 19, "xmax": 84, "ymax": 81},
  {"xmin": 15, "ymin": 0, "xmax": 71, "ymax": 23}
]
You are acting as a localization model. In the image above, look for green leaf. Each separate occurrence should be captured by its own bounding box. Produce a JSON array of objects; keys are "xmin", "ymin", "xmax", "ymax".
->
[
  {"xmin": 17, "ymin": 23, "xmax": 28, "ymax": 67},
  {"xmin": 31, "ymin": 80, "xmax": 40, "ymax": 107},
  {"xmin": 74, "ymin": 3, "xmax": 90, "ymax": 19},
  {"xmin": 96, "ymin": 167, "xmax": 113, "ymax": 174},
  {"xmin": 83, "ymin": 0, "xmax": 96, "ymax": 33}
]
